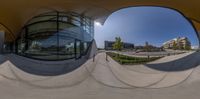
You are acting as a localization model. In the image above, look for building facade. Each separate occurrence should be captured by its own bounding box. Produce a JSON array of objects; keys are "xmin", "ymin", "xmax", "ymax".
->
[
  {"xmin": 163, "ymin": 37, "xmax": 191, "ymax": 50},
  {"xmin": 14, "ymin": 11, "xmax": 94, "ymax": 61},
  {"xmin": 0, "ymin": 11, "xmax": 97, "ymax": 75},
  {"xmin": 104, "ymin": 41, "xmax": 134, "ymax": 50}
]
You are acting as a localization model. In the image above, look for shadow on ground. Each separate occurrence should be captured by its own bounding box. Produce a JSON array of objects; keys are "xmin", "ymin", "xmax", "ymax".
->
[
  {"xmin": 0, "ymin": 54, "xmax": 8, "ymax": 65},
  {"xmin": 7, "ymin": 54, "xmax": 87, "ymax": 76},
  {"xmin": 145, "ymin": 52, "xmax": 200, "ymax": 71}
]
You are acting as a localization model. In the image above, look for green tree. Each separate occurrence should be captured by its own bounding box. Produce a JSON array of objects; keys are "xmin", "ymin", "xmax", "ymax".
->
[
  {"xmin": 172, "ymin": 41, "xmax": 177, "ymax": 50},
  {"xmin": 180, "ymin": 46, "xmax": 184, "ymax": 50},
  {"xmin": 185, "ymin": 45, "xmax": 191, "ymax": 50},
  {"xmin": 112, "ymin": 37, "xmax": 123, "ymax": 51}
]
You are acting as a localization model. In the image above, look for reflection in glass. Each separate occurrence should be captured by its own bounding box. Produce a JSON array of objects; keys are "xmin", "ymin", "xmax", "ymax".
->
[
  {"xmin": 16, "ymin": 11, "xmax": 94, "ymax": 60},
  {"xmin": 25, "ymin": 33, "xmax": 58, "ymax": 60},
  {"xmin": 75, "ymin": 40, "xmax": 81, "ymax": 59},
  {"xmin": 58, "ymin": 36, "xmax": 75, "ymax": 60}
]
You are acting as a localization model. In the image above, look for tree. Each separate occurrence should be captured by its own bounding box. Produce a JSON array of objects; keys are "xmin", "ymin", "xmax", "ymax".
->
[
  {"xmin": 112, "ymin": 37, "xmax": 123, "ymax": 51},
  {"xmin": 172, "ymin": 41, "xmax": 177, "ymax": 50},
  {"xmin": 185, "ymin": 45, "xmax": 191, "ymax": 50}
]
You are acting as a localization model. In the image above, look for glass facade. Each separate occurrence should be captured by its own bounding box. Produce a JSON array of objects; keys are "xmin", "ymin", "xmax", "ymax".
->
[{"xmin": 15, "ymin": 12, "xmax": 94, "ymax": 60}]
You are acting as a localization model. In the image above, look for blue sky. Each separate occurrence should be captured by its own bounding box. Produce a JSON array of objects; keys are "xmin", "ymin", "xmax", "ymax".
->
[{"xmin": 94, "ymin": 6, "xmax": 199, "ymax": 48}]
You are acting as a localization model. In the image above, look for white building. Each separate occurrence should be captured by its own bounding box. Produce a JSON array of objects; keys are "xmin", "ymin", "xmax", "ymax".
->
[{"xmin": 163, "ymin": 37, "xmax": 191, "ymax": 50}]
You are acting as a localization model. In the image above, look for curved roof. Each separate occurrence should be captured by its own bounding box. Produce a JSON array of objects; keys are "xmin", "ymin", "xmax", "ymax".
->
[{"xmin": 0, "ymin": 0, "xmax": 200, "ymax": 42}]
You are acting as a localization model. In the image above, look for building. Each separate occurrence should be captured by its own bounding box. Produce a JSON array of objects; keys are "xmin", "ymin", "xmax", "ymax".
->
[
  {"xmin": 145, "ymin": 45, "xmax": 163, "ymax": 52},
  {"xmin": 135, "ymin": 42, "xmax": 163, "ymax": 52},
  {"xmin": 0, "ymin": 11, "xmax": 97, "ymax": 76},
  {"xmin": 104, "ymin": 41, "xmax": 134, "ymax": 50},
  {"xmin": 14, "ymin": 12, "xmax": 95, "ymax": 61},
  {"xmin": 191, "ymin": 46, "xmax": 199, "ymax": 50},
  {"xmin": 163, "ymin": 37, "xmax": 191, "ymax": 50}
]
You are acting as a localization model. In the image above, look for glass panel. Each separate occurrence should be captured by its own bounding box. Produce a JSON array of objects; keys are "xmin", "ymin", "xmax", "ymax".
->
[
  {"xmin": 59, "ymin": 22, "xmax": 82, "ymax": 39},
  {"xmin": 86, "ymin": 27, "xmax": 90, "ymax": 34},
  {"xmin": 16, "ymin": 11, "xmax": 94, "ymax": 60},
  {"xmin": 59, "ymin": 12, "xmax": 70, "ymax": 16},
  {"xmin": 82, "ymin": 42, "xmax": 89, "ymax": 55},
  {"xmin": 75, "ymin": 40, "xmax": 81, "ymax": 59},
  {"xmin": 17, "ymin": 39, "xmax": 25, "ymax": 54},
  {"xmin": 28, "ymin": 22, "xmax": 57, "ymax": 35},
  {"xmin": 72, "ymin": 16, "xmax": 81, "ymax": 22},
  {"xmin": 58, "ymin": 16, "xmax": 68, "ymax": 22},
  {"xmin": 90, "ymin": 23, "xmax": 94, "ymax": 37},
  {"xmin": 58, "ymin": 36, "xmax": 75, "ymax": 59},
  {"xmin": 28, "ymin": 16, "xmax": 57, "ymax": 24},
  {"xmin": 25, "ymin": 32, "xmax": 58, "ymax": 60},
  {"xmin": 59, "ymin": 22, "xmax": 75, "ymax": 30},
  {"xmin": 72, "ymin": 20, "xmax": 81, "ymax": 26}
]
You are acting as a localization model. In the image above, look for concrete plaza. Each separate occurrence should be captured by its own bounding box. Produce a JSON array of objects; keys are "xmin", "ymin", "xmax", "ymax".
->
[{"xmin": 0, "ymin": 52, "xmax": 199, "ymax": 99}]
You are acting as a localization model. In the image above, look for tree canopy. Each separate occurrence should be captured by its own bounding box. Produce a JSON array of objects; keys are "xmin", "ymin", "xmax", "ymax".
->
[{"xmin": 113, "ymin": 37, "xmax": 123, "ymax": 51}]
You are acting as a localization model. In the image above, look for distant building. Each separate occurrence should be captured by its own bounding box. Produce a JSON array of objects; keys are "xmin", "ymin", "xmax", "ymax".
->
[
  {"xmin": 191, "ymin": 46, "xmax": 199, "ymax": 50},
  {"xmin": 104, "ymin": 41, "xmax": 134, "ymax": 50},
  {"xmin": 135, "ymin": 42, "xmax": 163, "ymax": 52},
  {"xmin": 134, "ymin": 46, "xmax": 144, "ymax": 49},
  {"xmin": 163, "ymin": 37, "xmax": 191, "ymax": 50}
]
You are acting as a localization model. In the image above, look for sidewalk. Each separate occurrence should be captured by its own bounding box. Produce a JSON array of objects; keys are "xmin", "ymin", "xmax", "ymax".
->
[{"xmin": 0, "ymin": 52, "xmax": 199, "ymax": 99}]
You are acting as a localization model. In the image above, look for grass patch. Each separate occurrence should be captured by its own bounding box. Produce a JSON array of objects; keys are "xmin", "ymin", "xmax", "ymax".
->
[{"xmin": 106, "ymin": 52, "xmax": 162, "ymax": 65}]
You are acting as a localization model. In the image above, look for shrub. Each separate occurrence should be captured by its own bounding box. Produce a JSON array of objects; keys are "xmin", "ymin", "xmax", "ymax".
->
[{"xmin": 106, "ymin": 52, "xmax": 162, "ymax": 65}]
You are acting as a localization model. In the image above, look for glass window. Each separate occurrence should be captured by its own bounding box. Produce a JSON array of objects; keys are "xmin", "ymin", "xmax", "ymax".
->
[
  {"xmin": 58, "ymin": 17, "xmax": 68, "ymax": 22},
  {"xmin": 75, "ymin": 40, "xmax": 81, "ymax": 59},
  {"xmin": 72, "ymin": 20, "xmax": 81, "ymax": 26},
  {"xmin": 72, "ymin": 16, "xmax": 81, "ymax": 22},
  {"xmin": 17, "ymin": 39, "xmax": 25, "ymax": 54},
  {"xmin": 28, "ymin": 16, "xmax": 57, "ymax": 24},
  {"xmin": 59, "ymin": 22, "xmax": 75, "ymax": 30},
  {"xmin": 82, "ymin": 42, "xmax": 89, "ymax": 55},
  {"xmin": 16, "ymin": 11, "xmax": 94, "ymax": 61},
  {"xmin": 28, "ymin": 22, "xmax": 57, "ymax": 35},
  {"xmin": 59, "ymin": 22, "xmax": 82, "ymax": 39},
  {"xmin": 25, "ymin": 33, "xmax": 58, "ymax": 60},
  {"xmin": 58, "ymin": 36, "xmax": 75, "ymax": 60}
]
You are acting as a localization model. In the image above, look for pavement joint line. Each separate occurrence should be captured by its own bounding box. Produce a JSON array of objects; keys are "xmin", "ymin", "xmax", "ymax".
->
[
  {"xmin": 105, "ymin": 54, "xmax": 168, "ymax": 89},
  {"xmin": 123, "ymin": 52, "xmax": 194, "ymax": 74},
  {"xmin": 0, "ymin": 52, "xmax": 198, "ymax": 90},
  {"xmin": 84, "ymin": 54, "xmax": 135, "ymax": 89},
  {"xmin": 105, "ymin": 52, "xmax": 198, "ymax": 89},
  {"xmin": 146, "ymin": 54, "xmax": 200, "ymax": 89},
  {"xmin": 3, "ymin": 58, "xmax": 95, "ymax": 89},
  {"xmin": 95, "ymin": 53, "xmax": 167, "ymax": 89}
]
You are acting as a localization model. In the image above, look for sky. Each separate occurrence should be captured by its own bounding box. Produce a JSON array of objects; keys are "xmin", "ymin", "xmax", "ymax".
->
[{"xmin": 94, "ymin": 6, "xmax": 199, "ymax": 48}]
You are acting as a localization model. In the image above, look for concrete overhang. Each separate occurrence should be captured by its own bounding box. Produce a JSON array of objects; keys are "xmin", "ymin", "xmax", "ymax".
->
[{"xmin": 0, "ymin": 0, "xmax": 200, "ymax": 42}]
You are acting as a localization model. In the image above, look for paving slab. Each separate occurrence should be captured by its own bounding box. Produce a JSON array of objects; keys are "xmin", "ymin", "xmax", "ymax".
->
[
  {"xmin": 0, "ymin": 52, "xmax": 199, "ymax": 99},
  {"xmin": 106, "ymin": 53, "xmax": 166, "ymax": 87},
  {"xmin": 2, "ymin": 58, "xmax": 95, "ymax": 88},
  {"xmin": 125, "ymin": 52, "xmax": 194, "ymax": 74},
  {"xmin": 90, "ymin": 53, "xmax": 132, "ymax": 88}
]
